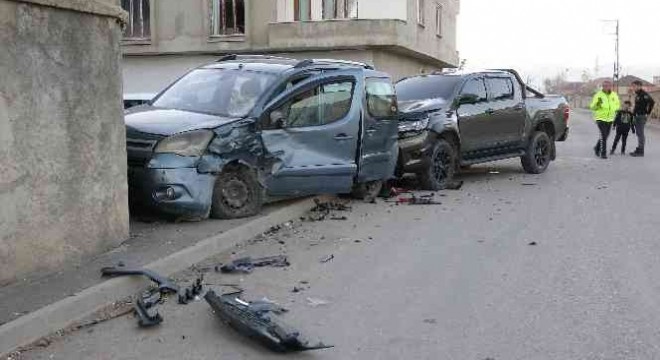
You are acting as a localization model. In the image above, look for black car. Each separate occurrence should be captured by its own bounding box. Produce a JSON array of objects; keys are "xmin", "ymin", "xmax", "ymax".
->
[
  {"xmin": 125, "ymin": 55, "xmax": 399, "ymax": 220},
  {"xmin": 395, "ymin": 69, "xmax": 569, "ymax": 190}
]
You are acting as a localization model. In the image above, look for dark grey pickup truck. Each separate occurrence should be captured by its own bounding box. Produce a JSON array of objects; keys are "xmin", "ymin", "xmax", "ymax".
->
[{"xmin": 395, "ymin": 69, "xmax": 569, "ymax": 190}]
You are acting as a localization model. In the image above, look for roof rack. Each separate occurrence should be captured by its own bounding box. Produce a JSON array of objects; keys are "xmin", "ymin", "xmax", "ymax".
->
[
  {"xmin": 294, "ymin": 59, "xmax": 374, "ymax": 70},
  {"xmin": 216, "ymin": 54, "xmax": 298, "ymax": 63}
]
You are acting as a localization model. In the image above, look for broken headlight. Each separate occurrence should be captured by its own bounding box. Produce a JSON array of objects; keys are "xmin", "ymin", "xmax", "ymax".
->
[
  {"xmin": 398, "ymin": 115, "xmax": 429, "ymax": 136},
  {"xmin": 154, "ymin": 130, "xmax": 214, "ymax": 157}
]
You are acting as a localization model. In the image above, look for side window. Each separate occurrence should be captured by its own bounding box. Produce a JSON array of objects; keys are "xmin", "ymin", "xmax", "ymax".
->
[
  {"xmin": 366, "ymin": 78, "xmax": 398, "ymax": 119},
  {"xmin": 267, "ymin": 80, "xmax": 355, "ymax": 129},
  {"xmin": 487, "ymin": 77, "xmax": 515, "ymax": 101},
  {"xmin": 460, "ymin": 78, "xmax": 487, "ymax": 103}
]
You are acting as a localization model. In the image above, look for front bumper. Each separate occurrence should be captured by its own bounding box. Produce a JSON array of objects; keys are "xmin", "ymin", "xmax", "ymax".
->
[
  {"xmin": 396, "ymin": 131, "xmax": 434, "ymax": 174},
  {"xmin": 557, "ymin": 127, "xmax": 569, "ymax": 142},
  {"xmin": 128, "ymin": 166, "xmax": 216, "ymax": 219}
]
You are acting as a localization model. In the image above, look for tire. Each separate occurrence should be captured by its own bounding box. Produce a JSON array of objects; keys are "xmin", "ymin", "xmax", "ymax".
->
[
  {"xmin": 210, "ymin": 167, "xmax": 263, "ymax": 219},
  {"xmin": 419, "ymin": 139, "xmax": 456, "ymax": 191},
  {"xmin": 351, "ymin": 180, "xmax": 383, "ymax": 202},
  {"xmin": 521, "ymin": 131, "xmax": 552, "ymax": 174}
]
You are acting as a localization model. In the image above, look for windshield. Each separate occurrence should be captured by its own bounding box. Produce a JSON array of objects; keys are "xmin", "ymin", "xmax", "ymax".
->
[
  {"xmin": 396, "ymin": 76, "xmax": 461, "ymax": 101},
  {"xmin": 153, "ymin": 69, "xmax": 277, "ymax": 117}
]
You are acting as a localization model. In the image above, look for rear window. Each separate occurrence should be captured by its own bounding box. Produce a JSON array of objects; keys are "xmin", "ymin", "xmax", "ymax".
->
[
  {"xmin": 487, "ymin": 77, "xmax": 515, "ymax": 100},
  {"xmin": 396, "ymin": 75, "xmax": 461, "ymax": 101},
  {"xmin": 366, "ymin": 78, "xmax": 398, "ymax": 119}
]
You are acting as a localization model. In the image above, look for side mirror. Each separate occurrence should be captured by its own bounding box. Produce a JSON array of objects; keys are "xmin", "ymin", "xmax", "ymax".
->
[
  {"xmin": 270, "ymin": 110, "xmax": 286, "ymax": 129},
  {"xmin": 458, "ymin": 94, "xmax": 479, "ymax": 105}
]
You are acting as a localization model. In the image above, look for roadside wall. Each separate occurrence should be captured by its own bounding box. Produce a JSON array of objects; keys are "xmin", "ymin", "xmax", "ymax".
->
[{"xmin": 0, "ymin": 0, "xmax": 129, "ymax": 285}]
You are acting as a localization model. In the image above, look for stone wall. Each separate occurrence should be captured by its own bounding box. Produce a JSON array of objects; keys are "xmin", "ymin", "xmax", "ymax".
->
[{"xmin": 0, "ymin": 0, "xmax": 129, "ymax": 285}]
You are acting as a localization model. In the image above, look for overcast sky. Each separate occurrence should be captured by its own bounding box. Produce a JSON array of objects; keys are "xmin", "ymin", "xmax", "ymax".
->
[{"xmin": 457, "ymin": 0, "xmax": 660, "ymax": 88}]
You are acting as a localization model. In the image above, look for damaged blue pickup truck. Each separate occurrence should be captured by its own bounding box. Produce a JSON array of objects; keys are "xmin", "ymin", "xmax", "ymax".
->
[{"xmin": 125, "ymin": 56, "xmax": 398, "ymax": 220}]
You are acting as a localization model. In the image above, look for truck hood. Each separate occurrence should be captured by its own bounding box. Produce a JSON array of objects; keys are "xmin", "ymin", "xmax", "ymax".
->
[
  {"xmin": 125, "ymin": 107, "xmax": 240, "ymax": 136},
  {"xmin": 398, "ymin": 98, "xmax": 447, "ymax": 117}
]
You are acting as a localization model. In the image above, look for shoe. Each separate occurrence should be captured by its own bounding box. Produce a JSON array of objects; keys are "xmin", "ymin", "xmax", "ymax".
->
[
  {"xmin": 594, "ymin": 145, "xmax": 600, "ymax": 156},
  {"xmin": 600, "ymin": 154, "xmax": 608, "ymax": 159},
  {"xmin": 630, "ymin": 152, "xmax": 644, "ymax": 157},
  {"xmin": 610, "ymin": 149, "xmax": 615, "ymax": 155}
]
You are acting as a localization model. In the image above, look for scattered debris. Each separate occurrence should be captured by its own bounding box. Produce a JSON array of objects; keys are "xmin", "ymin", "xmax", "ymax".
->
[
  {"xmin": 521, "ymin": 183, "xmax": 537, "ymax": 186},
  {"xmin": 204, "ymin": 290, "xmax": 333, "ymax": 352},
  {"xmin": 178, "ymin": 275, "xmax": 204, "ymax": 305},
  {"xmin": 100, "ymin": 265, "xmax": 179, "ymax": 294},
  {"xmin": 320, "ymin": 254, "xmax": 334, "ymax": 263},
  {"xmin": 217, "ymin": 255, "xmax": 290, "ymax": 274},
  {"xmin": 528, "ymin": 241, "xmax": 537, "ymax": 246},
  {"xmin": 134, "ymin": 297, "xmax": 163, "ymax": 328},
  {"xmin": 596, "ymin": 184, "xmax": 609, "ymax": 190},
  {"xmin": 330, "ymin": 216, "xmax": 348, "ymax": 221},
  {"xmin": 306, "ymin": 297, "xmax": 330, "ymax": 307},
  {"xmin": 423, "ymin": 318, "xmax": 437, "ymax": 324},
  {"xmin": 307, "ymin": 198, "xmax": 352, "ymax": 221},
  {"xmin": 393, "ymin": 193, "xmax": 442, "ymax": 205}
]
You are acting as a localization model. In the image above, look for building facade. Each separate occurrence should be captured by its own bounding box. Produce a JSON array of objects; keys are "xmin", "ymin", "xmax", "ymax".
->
[
  {"xmin": 121, "ymin": 0, "xmax": 460, "ymax": 93},
  {"xmin": 1, "ymin": 0, "xmax": 129, "ymax": 285}
]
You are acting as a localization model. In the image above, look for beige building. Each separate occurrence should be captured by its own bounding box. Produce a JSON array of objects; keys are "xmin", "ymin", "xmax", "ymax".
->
[
  {"xmin": 121, "ymin": 0, "xmax": 460, "ymax": 93},
  {"xmin": 1, "ymin": 0, "xmax": 129, "ymax": 284}
]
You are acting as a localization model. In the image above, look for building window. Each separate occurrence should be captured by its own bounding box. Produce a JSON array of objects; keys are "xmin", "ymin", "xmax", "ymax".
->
[
  {"xmin": 322, "ymin": 0, "xmax": 338, "ymax": 19},
  {"xmin": 294, "ymin": 0, "xmax": 311, "ymax": 21},
  {"xmin": 435, "ymin": 3, "xmax": 442, "ymax": 37},
  {"xmin": 344, "ymin": 0, "xmax": 358, "ymax": 18},
  {"xmin": 417, "ymin": 0, "xmax": 425, "ymax": 26},
  {"xmin": 211, "ymin": 0, "xmax": 245, "ymax": 36},
  {"xmin": 121, "ymin": 0, "xmax": 150, "ymax": 40}
]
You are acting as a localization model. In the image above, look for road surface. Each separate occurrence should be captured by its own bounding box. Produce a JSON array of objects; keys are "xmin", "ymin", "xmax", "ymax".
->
[{"xmin": 19, "ymin": 110, "xmax": 660, "ymax": 359}]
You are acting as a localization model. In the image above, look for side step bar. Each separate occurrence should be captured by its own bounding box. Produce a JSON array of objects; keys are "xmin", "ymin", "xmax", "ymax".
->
[{"xmin": 460, "ymin": 150, "xmax": 525, "ymax": 166}]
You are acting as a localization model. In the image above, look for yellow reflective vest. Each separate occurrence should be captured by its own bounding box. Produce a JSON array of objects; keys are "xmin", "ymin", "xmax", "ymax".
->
[{"xmin": 590, "ymin": 90, "xmax": 620, "ymax": 122}]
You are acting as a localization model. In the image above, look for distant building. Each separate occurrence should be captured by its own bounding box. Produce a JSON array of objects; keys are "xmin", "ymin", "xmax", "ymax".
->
[
  {"xmin": 653, "ymin": 76, "xmax": 660, "ymax": 86},
  {"xmin": 120, "ymin": 0, "xmax": 460, "ymax": 93}
]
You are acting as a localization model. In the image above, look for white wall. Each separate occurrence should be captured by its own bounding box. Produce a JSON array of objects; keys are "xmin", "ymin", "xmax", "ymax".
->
[
  {"xmin": 276, "ymin": 0, "xmax": 407, "ymax": 22},
  {"xmin": 358, "ymin": 0, "xmax": 407, "ymax": 20}
]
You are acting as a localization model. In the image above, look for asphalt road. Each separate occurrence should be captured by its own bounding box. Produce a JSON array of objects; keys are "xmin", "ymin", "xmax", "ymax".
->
[{"xmin": 20, "ymin": 110, "xmax": 660, "ymax": 359}]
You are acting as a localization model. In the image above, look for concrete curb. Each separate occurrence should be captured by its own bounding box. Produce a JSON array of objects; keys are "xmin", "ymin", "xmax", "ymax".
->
[{"xmin": 0, "ymin": 196, "xmax": 327, "ymax": 355}]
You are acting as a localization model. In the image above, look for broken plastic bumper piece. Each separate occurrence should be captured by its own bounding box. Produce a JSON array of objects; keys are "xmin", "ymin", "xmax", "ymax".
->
[{"xmin": 204, "ymin": 290, "xmax": 333, "ymax": 352}]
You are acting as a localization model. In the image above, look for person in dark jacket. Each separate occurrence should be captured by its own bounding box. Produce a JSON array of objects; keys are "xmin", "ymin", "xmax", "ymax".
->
[
  {"xmin": 611, "ymin": 101, "xmax": 635, "ymax": 155},
  {"xmin": 630, "ymin": 80, "xmax": 656, "ymax": 157}
]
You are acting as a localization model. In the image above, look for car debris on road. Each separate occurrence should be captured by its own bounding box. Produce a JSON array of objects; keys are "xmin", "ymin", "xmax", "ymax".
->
[
  {"xmin": 204, "ymin": 290, "xmax": 333, "ymax": 352},
  {"xmin": 100, "ymin": 265, "xmax": 180, "ymax": 294},
  {"xmin": 216, "ymin": 255, "xmax": 290, "ymax": 274}
]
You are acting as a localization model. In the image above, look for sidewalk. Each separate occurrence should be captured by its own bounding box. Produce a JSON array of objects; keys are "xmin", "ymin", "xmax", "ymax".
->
[{"xmin": 0, "ymin": 200, "xmax": 300, "ymax": 326}]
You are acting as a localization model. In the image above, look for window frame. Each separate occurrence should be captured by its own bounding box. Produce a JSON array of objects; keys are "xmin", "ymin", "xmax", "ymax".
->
[
  {"xmin": 435, "ymin": 3, "xmax": 443, "ymax": 38},
  {"xmin": 459, "ymin": 77, "xmax": 488, "ymax": 103},
  {"xmin": 366, "ymin": 77, "xmax": 398, "ymax": 120},
  {"xmin": 209, "ymin": 0, "xmax": 246, "ymax": 38},
  {"xmin": 486, "ymin": 76, "xmax": 515, "ymax": 101},
  {"xmin": 266, "ymin": 78, "xmax": 357, "ymax": 130},
  {"xmin": 121, "ymin": 0, "xmax": 152, "ymax": 42},
  {"xmin": 417, "ymin": 0, "xmax": 426, "ymax": 26}
]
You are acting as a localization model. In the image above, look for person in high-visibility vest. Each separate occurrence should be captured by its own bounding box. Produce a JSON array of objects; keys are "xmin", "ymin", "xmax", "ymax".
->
[{"xmin": 590, "ymin": 80, "xmax": 621, "ymax": 159}]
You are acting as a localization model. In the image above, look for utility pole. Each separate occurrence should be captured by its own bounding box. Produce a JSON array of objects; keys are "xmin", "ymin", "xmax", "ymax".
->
[
  {"xmin": 601, "ymin": 19, "xmax": 620, "ymax": 93},
  {"xmin": 614, "ymin": 19, "xmax": 620, "ymax": 93}
]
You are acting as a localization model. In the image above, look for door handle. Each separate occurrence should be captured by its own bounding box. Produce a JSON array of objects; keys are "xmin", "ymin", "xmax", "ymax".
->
[
  {"xmin": 485, "ymin": 109, "xmax": 495, "ymax": 115},
  {"xmin": 334, "ymin": 133, "xmax": 354, "ymax": 141}
]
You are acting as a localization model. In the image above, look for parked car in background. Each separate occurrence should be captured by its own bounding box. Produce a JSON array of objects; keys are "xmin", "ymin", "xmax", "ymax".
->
[
  {"xmin": 395, "ymin": 69, "xmax": 569, "ymax": 190},
  {"xmin": 123, "ymin": 93, "xmax": 156, "ymax": 109},
  {"xmin": 125, "ymin": 55, "xmax": 398, "ymax": 220}
]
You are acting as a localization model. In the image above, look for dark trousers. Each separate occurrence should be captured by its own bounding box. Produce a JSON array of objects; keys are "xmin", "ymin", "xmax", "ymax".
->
[
  {"xmin": 634, "ymin": 115, "xmax": 647, "ymax": 152},
  {"xmin": 594, "ymin": 121, "xmax": 612, "ymax": 156},
  {"xmin": 612, "ymin": 124, "xmax": 631, "ymax": 153}
]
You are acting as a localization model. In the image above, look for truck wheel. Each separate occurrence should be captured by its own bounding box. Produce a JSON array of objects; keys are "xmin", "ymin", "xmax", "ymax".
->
[
  {"xmin": 521, "ymin": 131, "xmax": 552, "ymax": 174},
  {"xmin": 211, "ymin": 167, "xmax": 263, "ymax": 219},
  {"xmin": 351, "ymin": 180, "xmax": 383, "ymax": 202},
  {"xmin": 419, "ymin": 139, "xmax": 456, "ymax": 191}
]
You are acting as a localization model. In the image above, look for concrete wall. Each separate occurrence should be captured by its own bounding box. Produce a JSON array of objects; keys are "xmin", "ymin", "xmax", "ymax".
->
[{"xmin": 0, "ymin": 0, "xmax": 129, "ymax": 285}]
